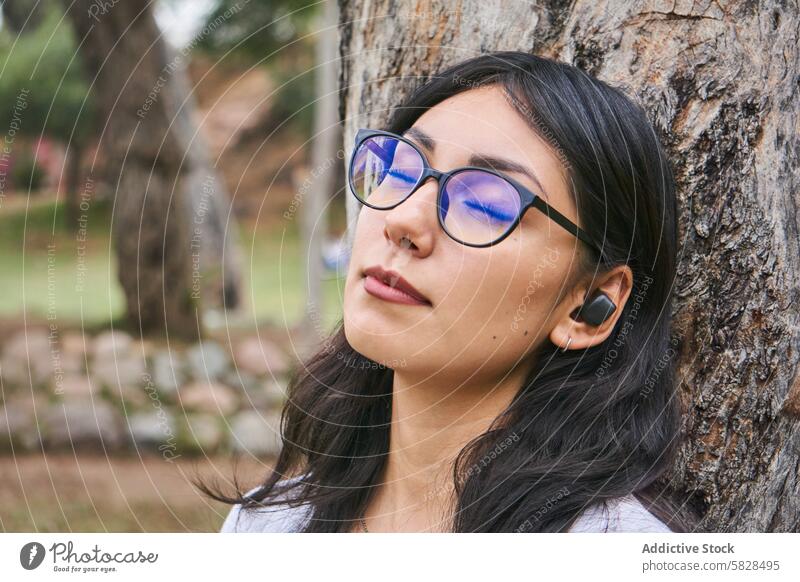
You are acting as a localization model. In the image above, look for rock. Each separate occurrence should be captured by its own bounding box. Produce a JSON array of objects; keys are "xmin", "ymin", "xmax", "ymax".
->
[
  {"xmin": 0, "ymin": 327, "xmax": 54, "ymax": 388},
  {"xmin": 149, "ymin": 350, "xmax": 184, "ymax": 398},
  {"xmin": 181, "ymin": 413, "xmax": 223, "ymax": 452},
  {"xmin": 223, "ymin": 369, "xmax": 260, "ymax": 393},
  {"xmin": 261, "ymin": 378, "xmax": 288, "ymax": 409},
  {"xmin": 102, "ymin": 379, "xmax": 155, "ymax": 410},
  {"xmin": 186, "ymin": 340, "xmax": 230, "ymax": 381},
  {"xmin": 115, "ymin": 384, "xmax": 152, "ymax": 409},
  {"xmin": 52, "ymin": 374, "xmax": 97, "ymax": 399},
  {"xmin": 92, "ymin": 355, "xmax": 147, "ymax": 392},
  {"xmin": 229, "ymin": 410, "xmax": 282, "ymax": 457},
  {"xmin": 0, "ymin": 395, "xmax": 45, "ymax": 451},
  {"xmin": 180, "ymin": 381, "xmax": 238, "ymax": 414},
  {"xmin": 223, "ymin": 370, "xmax": 287, "ymax": 410},
  {"xmin": 128, "ymin": 409, "xmax": 178, "ymax": 450},
  {"xmin": 61, "ymin": 333, "xmax": 88, "ymax": 357},
  {"xmin": 41, "ymin": 398, "xmax": 127, "ymax": 451},
  {"xmin": 92, "ymin": 330, "xmax": 134, "ymax": 361},
  {"xmin": 59, "ymin": 351, "xmax": 85, "ymax": 376},
  {"xmin": 238, "ymin": 378, "xmax": 287, "ymax": 410},
  {"xmin": 233, "ymin": 337, "xmax": 290, "ymax": 377}
]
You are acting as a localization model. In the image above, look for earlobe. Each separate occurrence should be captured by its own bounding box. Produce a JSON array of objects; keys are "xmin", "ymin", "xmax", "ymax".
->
[
  {"xmin": 553, "ymin": 271, "xmax": 631, "ymax": 351},
  {"xmin": 552, "ymin": 291, "xmax": 616, "ymax": 351}
]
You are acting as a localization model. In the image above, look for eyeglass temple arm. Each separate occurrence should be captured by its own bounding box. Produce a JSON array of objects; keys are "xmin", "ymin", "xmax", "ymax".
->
[{"xmin": 530, "ymin": 196, "xmax": 600, "ymax": 254}]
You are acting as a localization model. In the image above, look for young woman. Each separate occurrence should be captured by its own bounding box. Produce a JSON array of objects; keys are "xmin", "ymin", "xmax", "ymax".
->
[{"xmin": 206, "ymin": 50, "xmax": 688, "ymax": 533}]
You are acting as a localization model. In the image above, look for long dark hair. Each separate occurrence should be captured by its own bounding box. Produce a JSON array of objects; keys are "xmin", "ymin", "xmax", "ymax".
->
[{"xmin": 199, "ymin": 51, "xmax": 691, "ymax": 532}]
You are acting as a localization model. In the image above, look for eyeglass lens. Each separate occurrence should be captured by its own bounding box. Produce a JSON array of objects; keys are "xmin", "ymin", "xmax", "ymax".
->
[{"xmin": 350, "ymin": 135, "xmax": 522, "ymax": 246}]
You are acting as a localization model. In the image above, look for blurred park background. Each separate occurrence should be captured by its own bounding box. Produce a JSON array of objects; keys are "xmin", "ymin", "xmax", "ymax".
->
[
  {"xmin": 1, "ymin": 0, "xmax": 798, "ymax": 537},
  {"xmin": 0, "ymin": 0, "xmax": 346, "ymax": 531}
]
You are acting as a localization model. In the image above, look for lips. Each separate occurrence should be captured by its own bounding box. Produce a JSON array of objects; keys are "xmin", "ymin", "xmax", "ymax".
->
[{"xmin": 362, "ymin": 265, "xmax": 432, "ymax": 306}]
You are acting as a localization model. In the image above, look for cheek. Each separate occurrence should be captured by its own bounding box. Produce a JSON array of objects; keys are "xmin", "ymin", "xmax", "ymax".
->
[
  {"xmin": 343, "ymin": 211, "xmax": 378, "ymax": 298},
  {"xmin": 503, "ymin": 245, "xmax": 566, "ymax": 332},
  {"xmin": 425, "ymin": 255, "xmax": 517, "ymax": 349},
  {"xmin": 350, "ymin": 208, "xmax": 379, "ymax": 257},
  {"xmin": 451, "ymin": 244, "xmax": 566, "ymax": 339},
  {"xmin": 424, "ymin": 254, "xmax": 565, "ymax": 376}
]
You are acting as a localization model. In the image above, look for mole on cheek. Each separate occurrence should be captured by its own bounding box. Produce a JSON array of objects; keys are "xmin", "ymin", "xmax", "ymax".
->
[{"xmin": 524, "ymin": 330, "xmax": 528, "ymax": 336}]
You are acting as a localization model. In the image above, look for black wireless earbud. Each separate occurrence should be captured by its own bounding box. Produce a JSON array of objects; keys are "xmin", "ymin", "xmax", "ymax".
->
[{"xmin": 573, "ymin": 291, "xmax": 617, "ymax": 326}]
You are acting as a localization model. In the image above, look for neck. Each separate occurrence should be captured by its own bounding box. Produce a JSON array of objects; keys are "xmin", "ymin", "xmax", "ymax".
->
[{"xmin": 365, "ymin": 365, "xmax": 527, "ymax": 532}]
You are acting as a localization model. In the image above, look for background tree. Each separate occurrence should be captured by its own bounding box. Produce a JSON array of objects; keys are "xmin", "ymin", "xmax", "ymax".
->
[
  {"xmin": 0, "ymin": 0, "xmax": 46, "ymax": 32},
  {"xmin": 194, "ymin": 0, "xmax": 319, "ymax": 138},
  {"xmin": 338, "ymin": 0, "xmax": 800, "ymax": 532},
  {"xmin": 194, "ymin": 0, "xmax": 345, "ymax": 342},
  {"xmin": 0, "ymin": 3, "xmax": 94, "ymax": 218},
  {"xmin": 63, "ymin": 0, "xmax": 244, "ymax": 339}
]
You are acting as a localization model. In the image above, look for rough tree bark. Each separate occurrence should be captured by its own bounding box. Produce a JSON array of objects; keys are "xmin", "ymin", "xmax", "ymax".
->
[
  {"xmin": 64, "ymin": 0, "xmax": 242, "ymax": 339},
  {"xmin": 338, "ymin": 0, "xmax": 800, "ymax": 532}
]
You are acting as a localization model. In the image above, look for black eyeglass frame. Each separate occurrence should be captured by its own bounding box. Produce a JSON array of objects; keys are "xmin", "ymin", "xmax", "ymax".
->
[{"xmin": 348, "ymin": 127, "xmax": 600, "ymax": 253}]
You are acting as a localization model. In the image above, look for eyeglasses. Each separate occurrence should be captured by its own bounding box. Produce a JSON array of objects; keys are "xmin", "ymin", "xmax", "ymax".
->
[{"xmin": 347, "ymin": 128, "xmax": 600, "ymax": 252}]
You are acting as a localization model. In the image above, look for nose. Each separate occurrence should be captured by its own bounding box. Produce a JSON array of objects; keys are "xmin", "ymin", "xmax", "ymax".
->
[{"xmin": 382, "ymin": 175, "xmax": 440, "ymax": 258}]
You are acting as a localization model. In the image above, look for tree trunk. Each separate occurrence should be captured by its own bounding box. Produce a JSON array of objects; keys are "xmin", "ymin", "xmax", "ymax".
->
[
  {"xmin": 0, "ymin": 0, "xmax": 46, "ymax": 33},
  {"xmin": 163, "ymin": 40, "xmax": 244, "ymax": 314},
  {"xmin": 64, "ymin": 0, "xmax": 242, "ymax": 339},
  {"xmin": 338, "ymin": 0, "xmax": 800, "ymax": 532},
  {"xmin": 299, "ymin": 0, "xmax": 342, "ymax": 353},
  {"xmin": 63, "ymin": 143, "xmax": 83, "ymax": 228}
]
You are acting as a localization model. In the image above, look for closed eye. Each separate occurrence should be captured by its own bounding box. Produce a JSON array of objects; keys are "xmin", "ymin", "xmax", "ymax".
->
[
  {"xmin": 462, "ymin": 198, "xmax": 516, "ymax": 222},
  {"xmin": 386, "ymin": 168, "xmax": 418, "ymax": 185}
]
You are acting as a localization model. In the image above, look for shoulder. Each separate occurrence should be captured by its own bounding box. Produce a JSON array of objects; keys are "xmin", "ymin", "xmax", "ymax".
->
[
  {"xmin": 219, "ymin": 475, "xmax": 313, "ymax": 533},
  {"xmin": 567, "ymin": 494, "xmax": 672, "ymax": 533}
]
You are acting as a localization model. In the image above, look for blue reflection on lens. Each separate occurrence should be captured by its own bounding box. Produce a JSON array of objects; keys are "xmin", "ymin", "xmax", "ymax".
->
[
  {"xmin": 386, "ymin": 168, "xmax": 417, "ymax": 185},
  {"xmin": 462, "ymin": 198, "xmax": 517, "ymax": 223}
]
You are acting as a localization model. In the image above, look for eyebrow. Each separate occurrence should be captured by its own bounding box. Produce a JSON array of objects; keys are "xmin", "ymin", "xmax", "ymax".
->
[{"xmin": 403, "ymin": 126, "xmax": 550, "ymax": 200}]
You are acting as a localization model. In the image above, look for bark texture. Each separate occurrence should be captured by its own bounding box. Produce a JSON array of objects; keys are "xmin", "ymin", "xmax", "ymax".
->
[
  {"xmin": 338, "ymin": 0, "xmax": 800, "ymax": 532},
  {"xmin": 65, "ymin": 0, "xmax": 242, "ymax": 339}
]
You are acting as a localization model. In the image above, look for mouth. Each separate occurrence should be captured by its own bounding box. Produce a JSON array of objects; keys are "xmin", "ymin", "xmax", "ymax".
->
[{"xmin": 361, "ymin": 265, "xmax": 432, "ymax": 307}]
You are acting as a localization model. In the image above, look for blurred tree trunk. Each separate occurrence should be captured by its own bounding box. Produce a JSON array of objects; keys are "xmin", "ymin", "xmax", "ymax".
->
[
  {"xmin": 338, "ymin": 0, "xmax": 800, "ymax": 532},
  {"xmin": 0, "ymin": 0, "xmax": 46, "ymax": 32},
  {"xmin": 165, "ymin": 41, "xmax": 244, "ymax": 316},
  {"xmin": 298, "ymin": 0, "xmax": 341, "ymax": 353},
  {"xmin": 63, "ymin": 0, "xmax": 242, "ymax": 339},
  {"xmin": 63, "ymin": 143, "xmax": 83, "ymax": 226}
]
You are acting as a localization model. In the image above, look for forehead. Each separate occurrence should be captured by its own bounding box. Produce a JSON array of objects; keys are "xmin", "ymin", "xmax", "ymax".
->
[{"xmin": 409, "ymin": 85, "xmax": 568, "ymax": 193}]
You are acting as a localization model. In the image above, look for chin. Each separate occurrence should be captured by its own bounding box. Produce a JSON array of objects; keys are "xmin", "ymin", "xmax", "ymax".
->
[{"xmin": 342, "ymin": 321, "xmax": 413, "ymax": 369}]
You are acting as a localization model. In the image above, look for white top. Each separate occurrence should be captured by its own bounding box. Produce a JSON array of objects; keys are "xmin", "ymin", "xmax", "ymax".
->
[{"xmin": 219, "ymin": 477, "xmax": 672, "ymax": 533}]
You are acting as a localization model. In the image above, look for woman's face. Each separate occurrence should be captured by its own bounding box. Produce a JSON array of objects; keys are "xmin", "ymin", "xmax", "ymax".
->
[{"xmin": 343, "ymin": 84, "xmax": 586, "ymax": 380}]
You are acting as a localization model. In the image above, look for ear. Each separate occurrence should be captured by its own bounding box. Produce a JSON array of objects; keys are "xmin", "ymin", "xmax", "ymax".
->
[{"xmin": 549, "ymin": 265, "xmax": 634, "ymax": 351}]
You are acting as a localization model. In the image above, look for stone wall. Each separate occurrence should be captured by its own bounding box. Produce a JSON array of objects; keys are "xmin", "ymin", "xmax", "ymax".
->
[{"xmin": 0, "ymin": 328, "xmax": 295, "ymax": 460}]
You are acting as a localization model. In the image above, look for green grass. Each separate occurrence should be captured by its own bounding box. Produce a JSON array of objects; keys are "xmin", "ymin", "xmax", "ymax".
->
[
  {"xmin": 0, "ymin": 194, "xmax": 123, "ymax": 325},
  {"xmin": 0, "ymin": 194, "xmax": 345, "ymax": 331},
  {"xmin": 242, "ymin": 221, "xmax": 345, "ymax": 332}
]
